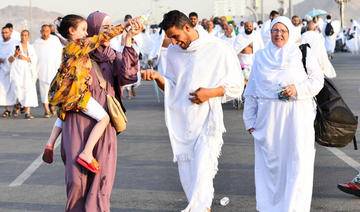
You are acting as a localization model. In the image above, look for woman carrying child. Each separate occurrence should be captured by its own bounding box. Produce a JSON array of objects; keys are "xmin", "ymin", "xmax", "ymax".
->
[{"xmin": 43, "ymin": 11, "xmax": 142, "ymax": 211}]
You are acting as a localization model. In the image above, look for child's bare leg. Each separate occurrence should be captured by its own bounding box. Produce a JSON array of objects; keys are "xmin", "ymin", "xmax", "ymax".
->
[
  {"xmin": 47, "ymin": 118, "xmax": 63, "ymax": 147},
  {"xmin": 78, "ymin": 114, "xmax": 110, "ymax": 162},
  {"xmin": 78, "ymin": 97, "xmax": 110, "ymax": 163}
]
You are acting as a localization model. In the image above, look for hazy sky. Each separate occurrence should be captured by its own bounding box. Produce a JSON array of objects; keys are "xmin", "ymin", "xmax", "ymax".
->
[{"xmin": 0, "ymin": 0, "xmax": 304, "ymax": 23}]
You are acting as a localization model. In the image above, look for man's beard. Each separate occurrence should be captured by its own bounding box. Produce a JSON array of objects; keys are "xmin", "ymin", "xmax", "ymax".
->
[{"xmin": 245, "ymin": 29, "xmax": 253, "ymax": 35}]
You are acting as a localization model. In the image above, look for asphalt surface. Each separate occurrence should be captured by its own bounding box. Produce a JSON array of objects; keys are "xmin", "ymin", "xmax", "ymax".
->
[{"xmin": 0, "ymin": 52, "xmax": 360, "ymax": 212}]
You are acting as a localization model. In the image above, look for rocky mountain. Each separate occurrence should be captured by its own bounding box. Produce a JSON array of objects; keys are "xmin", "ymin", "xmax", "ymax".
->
[
  {"xmin": 0, "ymin": 5, "xmax": 62, "ymax": 41},
  {"xmin": 293, "ymin": 0, "xmax": 360, "ymax": 27}
]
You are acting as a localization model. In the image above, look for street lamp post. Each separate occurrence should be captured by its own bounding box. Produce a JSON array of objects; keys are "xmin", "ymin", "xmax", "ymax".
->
[
  {"xmin": 261, "ymin": 0, "xmax": 264, "ymax": 21},
  {"xmin": 335, "ymin": 0, "xmax": 350, "ymax": 28},
  {"xmin": 289, "ymin": 0, "xmax": 293, "ymax": 18},
  {"xmin": 29, "ymin": 0, "xmax": 32, "ymax": 30}
]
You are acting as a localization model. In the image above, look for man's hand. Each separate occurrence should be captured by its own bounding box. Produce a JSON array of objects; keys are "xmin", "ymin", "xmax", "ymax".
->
[
  {"xmin": 189, "ymin": 88, "xmax": 212, "ymax": 104},
  {"xmin": 141, "ymin": 69, "xmax": 165, "ymax": 90},
  {"xmin": 189, "ymin": 87, "xmax": 225, "ymax": 104},
  {"xmin": 18, "ymin": 55, "xmax": 31, "ymax": 63},
  {"xmin": 248, "ymin": 128, "xmax": 255, "ymax": 134},
  {"xmin": 0, "ymin": 58, "xmax": 4, "ymax": 64},
  {"xmin": 141, "ymin": 69, "xmax": 160, "ymax": 81}
]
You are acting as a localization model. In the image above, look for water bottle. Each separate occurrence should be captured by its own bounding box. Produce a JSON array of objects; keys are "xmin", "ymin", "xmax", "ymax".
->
[{"xmin": 220, "ymin": 197, "xmax": 230, "ymax": 206}]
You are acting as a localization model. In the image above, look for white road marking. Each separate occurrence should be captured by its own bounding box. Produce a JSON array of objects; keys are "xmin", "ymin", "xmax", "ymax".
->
[
  {"xmin": 326, "ymin": 147, "xmax": 360, "ymax": 172},
  {"xmin": 9, "ymin": 138, "xmax": 61, "ymax": 187}
]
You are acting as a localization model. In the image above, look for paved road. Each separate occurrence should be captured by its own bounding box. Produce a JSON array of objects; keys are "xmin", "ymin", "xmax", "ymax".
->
[{"xmin": 0, "ymin": 52, "xmax": 360, "ymax": 212}]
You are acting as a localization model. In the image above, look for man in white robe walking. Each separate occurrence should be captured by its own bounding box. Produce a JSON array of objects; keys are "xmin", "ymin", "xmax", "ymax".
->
[
  {"xmin": 234, "ymin": 21, "xmax": 264, "ymax": 68},
  {"xmin": 220, "ymin": 24, "xmax": 236, "ymax": 46},
  {"xmin": 261, "ymin": 10, "xmax": 279, "ymax": 46},
  {"xmin": 5, "ymin": 23, "xmax": 21, "ymax": 42},
  {"xmin": 322, "ymin": 15, "xmax": 341, "ymax": 59},
  {"xmin": 141, "ymin": 10, "xmax": 244, "ymax": 212},
  {"xmin": 33, "ymin": 24, "xmax": 63, "ymax": 117},
  {"xmin": 291, "ymin": 15, "xmax": 302, "ymax": 43},
  {"xmin": 189, "ymin": 12, "xmax": 207, "ymax": 34},
  {"xmin": 302, "ymin": 22, "xmax": 336, "ymax": 78},
  {"xmin": 0, "ymin": 26, "xmax": 17, "ymax": 117},
  {"xmin": 9, "ymin": 30, "xmax": 38, "ymax": 119}
]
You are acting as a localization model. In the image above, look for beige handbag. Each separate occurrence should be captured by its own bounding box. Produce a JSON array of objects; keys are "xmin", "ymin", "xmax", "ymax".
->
[{"xmin": 92, "ymin": 61, "xmax": 127, "ymax": 133}]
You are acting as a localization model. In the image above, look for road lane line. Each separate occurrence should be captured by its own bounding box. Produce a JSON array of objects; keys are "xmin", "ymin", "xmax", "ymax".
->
[
  {"xmin": 326, "ymin": 147, "xmax": 360, "ymax": 172},
  {"xmin": 9, "ymin": 138, "xmax": 61, "ymax": 187}
]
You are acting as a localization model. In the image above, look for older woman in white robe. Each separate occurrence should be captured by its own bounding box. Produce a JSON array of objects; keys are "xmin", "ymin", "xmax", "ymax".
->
[{"xmin": 243, "ymin": 16, "xmax": 324, "ymax": 212}]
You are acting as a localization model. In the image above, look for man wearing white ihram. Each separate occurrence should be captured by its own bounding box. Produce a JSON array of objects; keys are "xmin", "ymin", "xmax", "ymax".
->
[
  {"xmin": 0, "ymin": 26, "xmax": 17, "ymax": 117},
  {"xmin": 33, "ymin": 24, "xmax": 63, "ymax": 117},
  {"xmin": 301, "ymin": 22, "xmax": 336, "ymax": 79},
  {"xmin": 234, "ymin": 21, "xmax": 264, "ymax": 68},
  {"xmin": 9, "ymin": 30, "xmax": 38, "ymax": 119},
  {"xmin": 141, "ymin": 10, "xmax": 244, "ymax": 212},
  {"xmin": 243, "ymin": 16, "xmax": 324, "ymax": 212}
]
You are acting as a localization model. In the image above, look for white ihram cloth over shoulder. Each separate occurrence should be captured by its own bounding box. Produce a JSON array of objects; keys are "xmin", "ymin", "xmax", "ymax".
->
[
  {"xmin": 220, "ymin": 34, "xmax": 236, "ymax": 46},
  {"xmin": 301, "ymin": 30, "xmax": 336, "ymax": 78},
  {"xmin": 33, "ymin": 35, "xmax": 62, "ymax": 83},
  {"xmin": 233, "ymin": 30, "xmax": 264, "ymax": 66},
  {"xmin": 33, "ymin": 35, "xmax": 63, "ymax": 103},
  {"xmin": 0, "ymin": 38, "xmax": 17, "ymax": 105},
  {"xmin": 243, "ymin": 16, "xmax": 324, "ymax": 212},
  {"xmin": 163, "ymin": 29, "xmax": 243, "ymax": 212},
  {"xmin": 261, "ymin": 19, "xmax": 272, "ymax": 46},
  {"xmin": 164, "ymin": 29, "xmax": 243, "ymax": 162},
  {"xmin": 10, "ymin": 42, "xmax": 38, "ymax": 107}
]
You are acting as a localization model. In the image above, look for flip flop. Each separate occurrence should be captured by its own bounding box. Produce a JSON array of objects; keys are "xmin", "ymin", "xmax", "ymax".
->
[
  {"xmin": 337, "ymin": 182, "xmax": 360, "ymax": 197},
  {"xmin": 42, "ymin": 145, "xmax": 54, "ymax": 164},
  {"xmin": 76, "ymin": 157, "xmax": 101, "ymax": 174}
]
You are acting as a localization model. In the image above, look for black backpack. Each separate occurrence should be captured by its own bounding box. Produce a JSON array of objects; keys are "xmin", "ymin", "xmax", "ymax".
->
[
  {"xmin": 325, "ymin": 22, "xmax": 334, "ymax": 36},
  {"xmin": 299, "ymin": 44, "xmax": 358, "ymax": 149}
]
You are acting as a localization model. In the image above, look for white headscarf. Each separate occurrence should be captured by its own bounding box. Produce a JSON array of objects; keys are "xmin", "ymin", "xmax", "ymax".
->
[
  {"xmin": 261, "ymin": 16, "xmax": 301, "ymax": 70},
  {"xmin": 244, "ymin": 16, "xmax": 307, "ymax": 99}
]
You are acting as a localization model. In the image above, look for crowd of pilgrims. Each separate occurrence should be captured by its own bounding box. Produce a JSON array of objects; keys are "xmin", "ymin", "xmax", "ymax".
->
[
  {"xmin": 1, "ymin": 8, "xmax": 360, "ymax": 212},
  {"xmin": 0, "ymin": 10, "xmax": 359, "ymax": 119}
]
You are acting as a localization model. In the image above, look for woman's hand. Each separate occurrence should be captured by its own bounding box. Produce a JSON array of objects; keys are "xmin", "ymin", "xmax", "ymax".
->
[
  {"xmin": 248, "ymin": 128, "xmax": 255, "ymax": 134},
  {"xmin": 124, "ymin": 18, "xmax": 144, "ymax": 47},
  {"xmin": 284, "ymin": 85, "xmax": 297, "ymax": 98},
  {"xmin": 127, "ymin": 18, "xmax": 144, "ymax": 38}
]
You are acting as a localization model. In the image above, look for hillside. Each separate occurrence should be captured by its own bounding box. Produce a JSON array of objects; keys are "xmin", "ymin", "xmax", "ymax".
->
[{"xmin": 0, "ymin": 5, "xmax": 62, "ymax": 41}]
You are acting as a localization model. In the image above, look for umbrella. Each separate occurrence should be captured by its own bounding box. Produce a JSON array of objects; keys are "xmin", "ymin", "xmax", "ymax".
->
[{"xmin": 306, "ymin": 9, "xmax": 327, "ymax": 18}]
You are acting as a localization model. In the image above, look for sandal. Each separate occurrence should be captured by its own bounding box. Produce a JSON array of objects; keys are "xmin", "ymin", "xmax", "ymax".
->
[
  {"xmin": 12, "ymin": 108, "xmax": 19, "ymax": 117},
  {"xmin": 20, "ymin": 106, "xmax": 26, "ymax": 114},
  {"xmin": 337, "ymin": 182, "xmax": 360, "ymax": 197},
  {"xmin": 25, "ymin": 113, "xmax": 35, "ymax": 119},
  {"xmin": 50, "ymin": 105, "xmax": 57, "ymax": 116},
  {"xmin": 44, "ymin": 112, "xmax": 51, "ymax": 118},
  {"xmin": 76, "ymin": 157, "xmax": 101, "ymax": 174},
  {"xmin": 42, "ymin": 145, "xmax": 54, "ymax": 164},
  {"xmin": 2, "ymin": 110, "xmax": 11, "ymax": 118}
]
